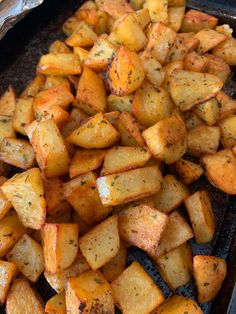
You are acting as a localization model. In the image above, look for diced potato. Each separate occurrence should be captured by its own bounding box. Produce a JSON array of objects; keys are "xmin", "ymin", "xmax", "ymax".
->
[
  {"xmin": 117, "ymin": 111, "xmax": 145, "ymax": 147},
  {"xmin": 75, "ymin": 67, "xmax": 106, "ymax": 115},
  {"xmin": 119, "ymin": 204, "xmax": 168, "ymax": 255},
  {"xmin": 79, "ymin": 215, "xmax": 119, "ymax": 270},
  {"xmin": 180, "ymin": 9, "xmax": 218, "ymax": 33},
  {"xmin": 170, "ymin": 70, "xmax": 223, "ymax": 111},
  {"xmin": 45, "ymin": 292, "xmax": 66, "ymax": 314},
  {"xmin": 0, "ymin": 115, "xmax": 15, "ymax": 143},
  {"xmin": 0, "ymin": 86, "xmax": 15, "ymax": 117},
  {"xmin": 216, "ymin": 91, "xmax": 236, "ymax": 120},
  {"xmin": 152, "ymin": 295, "xmax": 203, "ymax": 314},
  {"xmin": 132, "ymin": 81, "xmax": 174, "ymax": 127},
  {"xmin": 172, "ymin": 158, "xmax": 204, "ymax": 184},
  {"xmin": 153, "ymin": 175, "xmax": 189, "ymax": 214},
  {"xmin": 2, "ymin": 167, "xmax": 46, "ymax": 229},
  {"xmin": 0, "ymin": 210, "xmax": 26, "ymax": 258},
  {"xmin": 73, "ymin": 46, "xmax": 89, "ymax": 66},
  {"xmin": 108, "ymin": 45, "xmax": 145, "ymax": 96},
  {"xmin": 215, "ymin": 24, "xmax": 233, "ymax": 37},
  {"xmin": 104, "ymin": 111, "xmax": 120, "ymax": 127},
  {"xmin": 201, "ymin": 149, "xmax": 236, "ymax": 195},
  {"xmin": 146, "ymin": 0, "xmax": 168, "ymax": 24},
  {"xmin": 168, "ymin": 6, "xmax": 185, "ymax": 32},
  {"xmin": 146, "ymin": 22, "xmax": 177, "ymax": 64},
  {"xmin": 31, "ymin": 119, "xmax": 70, "ymax": 177},
  {"xmin": 43, "ymin": 76, "xmax": 70, "ymax": 90},
  {"xmin": 204, "ymin": 53, "xmax": 231, "ymax": 83},
  {"xmin": 101, "ymin": 146, "xmax": 151, "ymax": 175},
  {"xmin": 44, "ymin": 251, "xmax": 90, "ymax": 293},
  {"xmin": 154, "ymin": 211, "xmax": 193, "ymax": 257},
  {"xmin": 187, "ymin": 125, "xmax": 220, "ymax": 157},
  {"xmin": 41, "ymin": 223, "xmax": 79, "ymax": 273},
  {"xmin": 65, "ymin": 21, "xmax": 98, "ymax": 48},
  {"xmin": 100, "ymin": 243, "xmax": 127, "ymax": 282},
  {"xmin": 37, "ymin": 53, "xmax": 81, "ymax": 75},
  {"xmin": 64, "ymin": 171, "xmax": 112, "ymax": 226},
  {"xmin": 165, "ymin": 36, "xmax": 188, "ymax": 63},
  {"xmin": 143, "ymin": 115, "xmax": 187, "ymax": 164},
  {"xmin": 194, "ymin": 29, "xmax": 226, "ymax": 54},
  {"xmin": 184, "ymin": 111, "xmax": 204, "ymax": 130},
  {"xmin": 193, "ymin": 255, "xmax": 227, "ymax": 303},
  {"xmin": 62, "ymin": 16, "xmax": 81, "ymax": 37},
  {"xmin": 95, "ymin": 0, "xmax": 133, "ymax": 19},
  {"xmin": 49, "ymin": 40, "xmax": 71, "ymax": 54},
  {"xmin": 66, "ymin": 270, "xmax": 114, "ymax": 314},
  {"xmin": 155, "ymin": 243, "xmax": 192, "ymax": 290},
  {"xmin": 21, "ymin": 75, "xmax": 46, "ymax": 98},
  {"xmin": 13, "ymin": 98, "xmax": 34, "ymax": 135},
  {"xmin": 212, "ymin": 38, "xmax": 236, "ymax": 66},
  {"xmin": 218, "ymin": 115, "xmax": 236, "ymax": 148},
  {"xmin": 67, "ymin": 113, "xmax": 120, "ymax": 148},
  {"xmin": 0, "ymin": 260, "xmax": 16, "ymax": 304},
  {"xmin": 107, "ymin": 94, "xmax": 133, "ymax": 112},
  {"xmin": 134, "ymin": 8, "xmax": 151, "ymax": 29},
  {"xmin": 97, "ymin": 166, "xmax": 162, "ymax": 206},
  {"xmin": 0, "ymin": 176, "xmax": 11, "ymax": 220},
  {"xmin": 111, "ymin": 261, "xmax": 165, "ymax": 314},
  {"xmin": 193, "ymin": 98, "xmax": 220, "ymax": 126},
  {"xmin": 7, "ymin": 234, "xmax": 44, "ymax": 282},
  {"xmin": 61, "ymin": 108, "xmax": 87, "ymax": 138},
  {"xmin": 184, "ymin": 51, "xmax": 208, "ymax": 72},
  {"xmin": 162, "ymin": 60, "xmax": 183, "ymax": 91}
]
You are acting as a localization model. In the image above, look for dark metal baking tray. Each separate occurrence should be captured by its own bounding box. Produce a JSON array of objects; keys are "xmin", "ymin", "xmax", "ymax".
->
[{"xmin": 0, "ymin": 0, "xmax": 236, "ymax": 313}]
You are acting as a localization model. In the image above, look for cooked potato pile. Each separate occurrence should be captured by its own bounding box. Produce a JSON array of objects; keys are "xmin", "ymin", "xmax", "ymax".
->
[{"xmin": 0, "ymin": 0, "xmax": 235, "ymax": 312}]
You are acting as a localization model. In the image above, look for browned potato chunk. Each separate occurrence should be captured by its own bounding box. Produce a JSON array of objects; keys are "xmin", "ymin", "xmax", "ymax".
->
[
  {"xmin": 20, "ymin": 75, "xmax": 45, "ymax": 98},
  {"xmin": 218, "ymin": 115, "xmax": 236, "ymax": 148},
  {"xmin": 66, "ymin": 270, "xmax": 114, "ymax": 314},
  {"xmin": 0, "ymin": 86, "xmax": 15, "ymax": 116},
  {"xmin": 62, "ymin": 16, "xmax": 81, "ymax": 37},
  {"xmin": 49, "ymin": 40, "xmax": 71, "ymax": 54},
  {"xmin": 107, "ymin": 94, "xmax": 133, "ymax": 112},
  {"xmin": 0, "ymin": 260, "xmax": 16, "ymax": 304},
  {"xmin": 165, "ymin": 36, "xmax": 188, "ymax": 63},
  {"xmin": 184, "ymin": 111, "xmax": 204, "ymax": 130},
  {"xmin": 119, "ymin": 204, "xmax": 168, "ymax": 255},
  {"xmin": 65, "ymin": 21, "xmax": 97, "ymax": 48},
  {"xmin": 97, "ymin": 166, "xmax": 162, "ymax": 206},
  {"xmin": 61, "ymin": 108, "xmax": 87, "ymax": 138},
  {"xmin": 204, "ymin": 53, "xmax": 231, "ymax": 83},
  {"xmin": 111, "ymin": 261, "xmax": 165, "ymax": 314},
  {"xmin": 187, "ymin": 125, "xmax": 220, "ymax": 157},
  {"xmin": 184, "ymin": 51, "xmax": 208, "ymax": 72},
  {"xmin": 7, "ymin": 234, "xmax": 44, "ymax": 282},
  {"xmin": 134, "ymin": 8, "xmax": 151, "ymax": 29},
  {"xmin": 170, "ymin": 70, "xmax": 223, "ymax": 111},
  {"xmin": 172, "ymin": 158, "xmax": 203, "ymax": 184},
  {"xmin": 146, "ymin": 0, "xmax": 168, "ymax": 24},
  {"xmin": 193, "ymin": 98, "xmax": 220, "ymax": 126},
  {"xmin": 193, "ymin": 255, "xmax": 227, "ymax": 303},
  {"xmin": 1, "ymin": 168, "xmax": 46, "ymax": 229},
  {"xmin": 168, "ymin": 6, "xmax": 185, "ymax": 32},
  {"xmin": 162, "ymin": 60, "xmax": 183, "ymax": 91},
  {"xmin": 194, "ymin": 29, "xmax": 226, "ymax": 54},
  {"xmin": 95, "ymin": 0, "xmax": 133, "ymax": 19},
  {"xmin": 0, "ymin": 176, "xmax": 11, "ymax": 220},
  {"xmin": 73, "ymin": 46, "xmax": 89, "ymax": 66},
  {"xmin": 185, "ymin": 191, "xmax": 215, "ymax": 243},
  {"xmin": 0, "ymin": 115, "xmax": 15, "ymax": 143},
  {"xmin": 155, "ymin": 243, "xmax": 192, "ymax": 290},
  {"xmin": 108, "ymin": 45, "xmax": 145, "ymax": 96},
  {"xmin": 13, "ymin": 98, "xmax": 34, "ymax": 135},
  {"xmin": 143, "ymin": 115, "xmax": 187, "ymax": 164},
  {"xmin": 201, "ymin": 149, "xmax": 236, "ymax": 195},
  {"xmin": 216, "ymin": 91, "xmax": 236, "ymax": 120},
  {"xmin": 153, "ymin": 175, "xmax": 189, "ymax": 213},
  {"xmin": 45, "ymin": 292, "xmax": 66, "ymax": 314},
  {"xmin": 41, "ymin": 223, "xmax": 79, "ymax": 273},
  {"xmin": 212, "ymin": 38, "xmax": 236, "ymax": 66}
]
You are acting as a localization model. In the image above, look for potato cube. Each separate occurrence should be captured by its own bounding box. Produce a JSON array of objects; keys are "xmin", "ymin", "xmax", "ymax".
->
[
  {"xmin": 107, "ymin": 94, "xmax": 133, "ymax": 113},
  {"xmin": 185, "ymin": 191, "xmax": 215, "ymax": 243},
  {"xmin": 143, "ymin": 115, "xmax": 187, "ymax": 164},
  {"xmin": 73, "ymin": 46, "xmax": 89, "ymax": 66},
  {"xmin": 169, "ymin": 70, "xmax": 223, "ymax": 111},
  {"xmin": 95, "ymin": 0, "xmax": 133, "ymax": 19},
  {"xmin": 217, "ymin": 91, "xmax": 236, "ymax": 120},
  {"xmin": 201, "ymin": 149, "xmax": 236, "ymax": 195},
  {"xmin": 79, "ymin": 215, "xmax": 120, "ymax": 270},
  {"xmin": 212, "ymin": 38, "xmax": 236, "ymax": 66},
  {"xmin": 62, "ymin": 16, "xmax": 81, "ymax": 37},
  {"xmin": 187, "ymin": 125, "xmax": 220, "ymax": 157},
  {"xmin": 61, "ymin": 108, "xmax": 87, "ymax": 138},
  {"xmin": 0, "ymin": 115, "xmax": 15, "ymax": 143},
  {"xmin": 154, "ymin": 211, "xmax": 193, "ymax": 257},
  {"xmin": 184, "ymin": 111, "xmax": 204, "ymax": 130},
  {"xmin": 193, "ymin": 98, "xmax": 220, "ymax": 126},
  {"xmin": 204, "ymin": 53, "xmax": 231, "ymax": 83},
  {"xmin": 215, "ymin": 24, "xmax": 233, "ymax": 37},
  {"xmin": 67, "ymin": 113, "xmax": 120, "ymax": 149},
  {"xmin": 1, "ymin": 168, "xmax": 46, "ymax": 229},
  {"xmin": 218, "ymin": 115, "xmax": 236, "ymax": 148},
  {"xmin": 172, "ymin": 158, "xmax": 203, "ymax": 185},
  {"xmin": 0, "ymin": 260, "xmax": 16, "ymax": 304},
  {"xmin": 134, "ymin": 8, "xmax": 151, "ymax": 29},
  {"xmin": 194, "ymin": 29, "xmax": 226, "ymax": 54},
  {"xmin": 193, "ymin": 255, "xmax": 227, "ymax": 303},
  {"xmin": 155, "ymin": 243, "xmax": 192, "ymax": 290},
  {"xmin": 111, "ymin": 261, "xmax": 165, "ymax": 314},
  {"xmin": 49, "ymin": 40, "xmax": 71, "ymax": 54},
  {"xmin": 7, "ymin": 234, "xmax": 44, "ymax": 282},
  {"xmin": 108, "ymin": 45, "xmax": 145, "ymax": 96},
  {"xmin": 153, "ymin": 175, "xmax": 189, "ymax": 213},
  {"xmin": 20, "ymin": 75, "xmax": 45, "ymax": 98},
  {"xmin": 146, "ymin": 0, "xmax": 168, "ymax": 24},
  {"xmin": 13, "ymin": 98, "xmax": 34, "ymax": 135},
  {"xmin": 97, "ymin": 166, "xmax": 162, "ymax": 206},
  {"xmin": 66, "ymin": 270, "xmax": 114, "ymax": 314},
  {"xmin": 0, "ymin": 86, "xmax": 15, "ymax": 117},
  {"xmin": 0, "ymin": 176, "xmax": 12, "ymax": 220},
  {"xmin": 168, "ymin": 6, "xmax": 185, "ymax": 32},
  {"xmin": 162, "ymin": 60, "xmax": 183, "ymax": 92},
  {"xmin": 165, "ymin": 36, "xmax": 188, "ymax": 63},
  {"xmin": 45, "ymin": 292, "xmax": 66, "ymax": 314},
  {"xmin": 75, "ymin": 67, "xmax": 106, "ymax": 115},
  {"xmin": 65, "ymin": 21, "xmax": 97, "ymax": 47},
  {"xmin": 184, "ymin": 51, "xmax": 208, "ymax": 72}
]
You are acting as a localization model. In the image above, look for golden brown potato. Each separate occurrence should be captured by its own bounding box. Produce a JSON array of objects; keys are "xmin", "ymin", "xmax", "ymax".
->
[
  {"xmin": 172, "ymin": 158, "xmax": 204, "ymax": 184},
  {"xmin": 184, "ymin": 51, "xmax": 208, "ymax": 72},
  {"xmin": 146, "ymin": 0, "xmax": 168, "ymax": 24},
  {"xmin": 95, "ymin": 0, "xmax": 133, "ymax": 19},
  {"xmin": 104, "ymin": 111, "xmax": 120, "ymax": 127},
  {"xmin": 180, "ymin": 9, "xmax": 218, "ymax": 33},
  {"xmin": 45, "ymin": 292, "xmax": 66, "ymax": 314},
  {"xmin": 142, "ymin": 115, "xmax": 187, "ymax": 164},
  {"xmin": 187, "ymin": 125, "xmax": 220, "ymax": 157},
  {"xmin": 165, "ymin": 36, "xmax": 188, "ymax": 63},
  {"xmin": 67, "ymin": 113, "xmax": 120, "ymax": 149},
  {"xmin": 218, "ymin": 115, "xmax": 236, "ymax": 148},
  {"xmin": 215, "ymin": 24, "xmax": 233, "ymax": 37},
  {"xmin": 108, "ymin": 45, "xmax": 145, "ymax": 96},
  {"xmin": 0, "ymin": 86, "xmax": 16, "ymax": 117},
  {"xmin": 43, "ymin": 76, "xmax": 70, "ymax": 90},
  {"xmin": 13, "ymin": 98, "xmax": 34, "ymax": 135},
  {"xmin": 0, "ymin": 115, "xmax": 15, "ymax": 144},
  {"xmin": 0, "ymin": 176, "xmax": 11, "ymax": 220},
  {"xmin": 20, "ymin": 75, "xmax": 45, "ymax": 98},
  {"xmin": 7, "ymin": 234, "xmax": 44, "ymax": 282},
  {"xmin": 1, "ymin": 168, "xmax": 46, "ymax": 229},
  {"xmin": 212, "ymin": 37, "xmax": 236, "ymax": 66},
  {"xmin": 184, "ymin": 111, "xmax": 204, "ymax": 130},
  {"xmin": 169, "ymin": 70, "xmax": 223, "ymax": 111},
  {"xmin": 134, "ymin": 8, "xmax": 151, "ymax": 29},
  {"xmin": 185, "ymin": 191, "xmax": 215, "ymax": 243},
  {"xmin": 193, "ymin": 255, "xmax": 227, "ymax": 303},
  {"xmin": 49, "ymin": 40, "xmax": 71, "ymax": 54},
  {"xmin": 204, "ymin": 53, "xmax": 231, "ymax": 83},
  {"xmin": 194, "ymin": 29, "xmax": 226, "ymax": 54},
  {"xmin": 0, "ymin": 260, "xmax": 16, "ymax": 304},
  {"xmin": 119, "ymin": 204, "xmax": 168, "ymax": 255},
  {"xmin": 41, "ymin": 223, "xmax": 79, "ymax": 273},
  {"xmin": 66, "ymin": 270, "xmax": 114, "ymax": 314},
  {"xmin": 73, "ymin": 46, "xmax": 89, "ymax": 66},
  {"xmin": 79, "ymin": 215, "xmax": 120, "ymax": 270},
  {"xmin": 65, "ymin": 21, "xmax": 98, "ymax": 48},
  {"xmin": 75, "ymin": 67, "xmax": 106, "ymax": 115},
  {"xmin": 97, "ymin": 166, "xmax": 162, "ymax": 206},
  {"xmin": 201, "ymin": 149, "xmax": 236, "ymax": 194},
  {"xmin": 61, "ymin": 108, "xmax": 87, "ymax": 138},
  {"xmin": 111, "ymin": 261, "xmax": 165, "ymax": 314},
  {"xmin": 162, "ymin": 60, "xmax": 183, "ymax": 91},
  {"xmin": 154, "ymin": 211, "xmax": 193, "ymax": 257},
  {"xmin": 193, "ymin": 98, "xmax": 220, "ymax": 126},
  {"xmin": 153, "ymin": 175, "xmax": 189, "ymax": 213},
  {"xmin": 107, "ymin": 94, "xmax": 133, "ymax": 112},
  {"xmin": 168, "ymin": 6, "xmax": 185, "ymax": 32},
  {"xmin": 216, "ymin": 91, "xmax": 236, "ymax": 120},
  {"xmin": 62, "ymin": 16, "xmax": 81, "ymax": 37},
  {"xmin": 155, "ymin": 243, "xmax": 192, "ymax": 290}
]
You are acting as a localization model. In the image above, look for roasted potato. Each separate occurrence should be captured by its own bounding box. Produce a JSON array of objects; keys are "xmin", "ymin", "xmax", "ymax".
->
[
  {"xmin": 65, "ymin": 21, "xmax": 98, "ymax": 48},
  {"xmin": 212, "ymin": 37, "xmax": 236, "ymax": 66},
  {"xmin": 146, "ymin": 0, "xmax": 168, "ymax": 24},
  {"xmin": 0, "ymin": 176, "xmax": 12, "ymax": 220},
  {"xmin": 45, "ymin": 292, "xmax": 66, "ymax": 314},
  {"xmin": 216, "ymin": 91, "xmax": 236, "ymax": 120},
  {"xmin": 172, "ymin": 158, "xmax": 204, "ymax": 184},
  {"xmin": 0, "ymin": 260, "xmax": 16, "ymax": 304},
  {"xmin": 193, "ymin": 98, "xmax": 220, "ymax": 126},
  {"xmin": 184, "ymin": 51, "xmax": 208, "ymax": 72},
  {"xmin": 20, "ymin": 75, "xmax": 45, "ymax": 98},
  {"xmin": 95, "ymin": 0, "xmax": 133, "ymax": 19},
  {"xmin": 194, "ymin": 29, "xmax": 226, "ymax": 54},
  {"xmin": 0, "ymin": 86, "xmax": 15, "ymax": 117},
  {"xmin": 218, "ymin": 115, "xmax": 236, "ymax": 148},
  {"xmin": 0, "ymin": 115, "xmax": 15, "ymax": 143},
  {"xmin": 204, "ymin": 53, "xmax": 231, "ymax": 83},
  {"xmin": 168, "ymin": 6, "xmax": 185, "ymax": 32},
  {"xmin": 13, "ymin": 98, "xmax": 34, "ymax": 135},
  {"xmin": 107, "ymin": 94, "xmax": 133, "ymax": 112}
]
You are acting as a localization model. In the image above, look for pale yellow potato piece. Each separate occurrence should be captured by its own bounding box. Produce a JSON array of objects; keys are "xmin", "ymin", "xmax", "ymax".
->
[
  {"xmin": 168, "ymin": 6, "xmax": 185, "ymax": 32},
  {"xmin": 0, "ymin": 115, "xmax": 15, "ymax": 143},
  {"xmin": 13, "ymin": 98, "xmax": 34, "ymax": 135},
  {"xmin": 204, "ymin": 53, "xmax": 231, "ymax": 83},
  {"xmin": 97, "ymin": 166, "xmax": 162, "ymax": 207},
  {"xmin": 62, "ymin": 16, "xmax": 82, "ymax": 37},
  {"xmin": 162, "ymin": 60, "xmax": 183, "ymax": 92},
  {"xmin": 184, "ymin": 111, "xmax": 204, "ymax": 130},
  {"xmin": 43, "ymin": 76, "xmax": 70, "ymax": 90},
  {"xmin": 218, "ymin": 115, "xmax": 236, "ymax": 148},
  {"xmin": 165, "ymin": 36, "xmax": 188, "ymax": 63},
  {"xmin": 45, "ymin": 292, "xmax": 66, "ymax": 314},
  {"xmin": 134, "ymin": 8, "xmax": 151, "ymax": 29},
  {"xmin": 0, "ymin": 260, "xmax": 16, "ymax": 304},
  {"xmin": 61, "ymin": 108, "xmax": 87, "ymax": 138},
  {"xmin": 0, "ymin": 86, "xmax": 15, "ymax": 116},
  {"xmin": 212, "ymin": 37, "xmax": 236, "ymax": 66},
  {"xmin": 111, "ymin": 261, "xmax": 165, "ymax": 314},
  {"xmin": 172, "ymin": 159, "xmax": 203, "ymax": 185},
  {"xmin": 0, "ymin": 176, "xmax": 11, "ymax": 220},
  {"xmin": 107, "ymin": 94, "xmax": 133, "ymax": 113},
  {"xmin": 65, "ymin": 21, "xmax": 97, "ymax": 48},
  {"xmin": 216, "ymin": 91, "xmax": 236, "ymax": 120},
  {"xmin": 95, "ymin": 0, "xmax": 133, "ymax": 19},
  {"xmin": 194, "ymin": 29, "xmax": 226, "ymax": 54},
  {"xmin": 146, "ymin": 0, "xmax": 168, "ymax": 24},
  {"xmin": 193, "ymin": 98, "xmax": 220, "ymax": 126}
]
